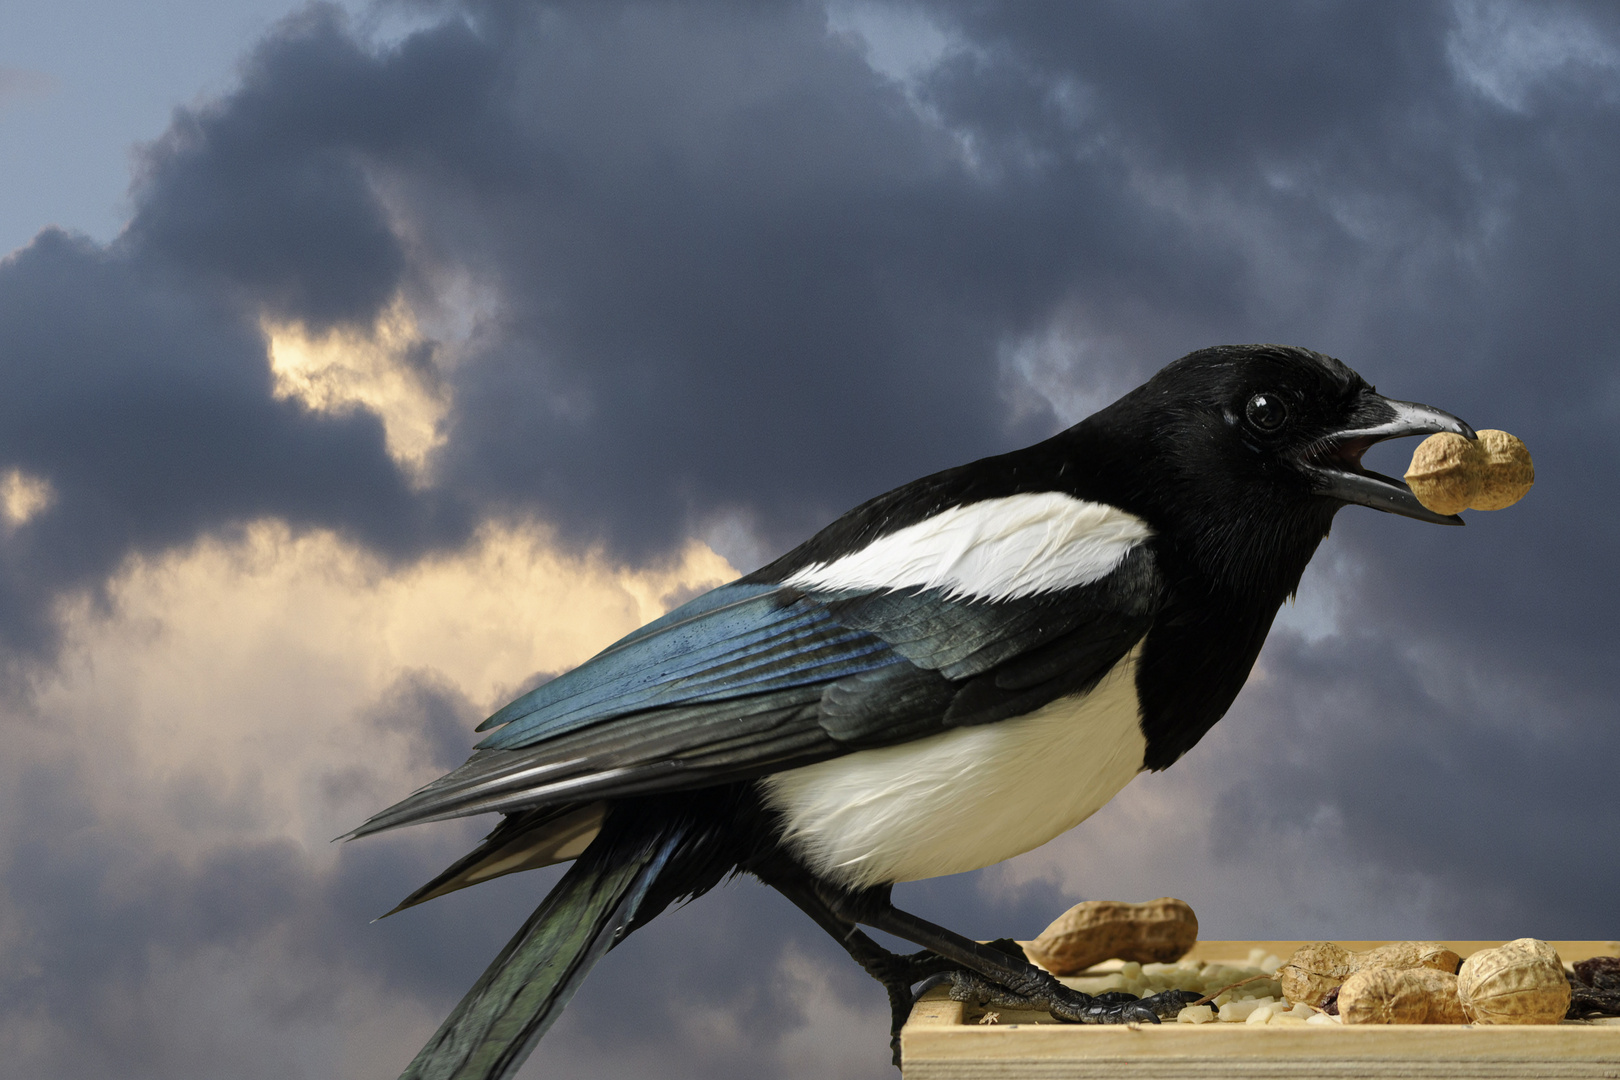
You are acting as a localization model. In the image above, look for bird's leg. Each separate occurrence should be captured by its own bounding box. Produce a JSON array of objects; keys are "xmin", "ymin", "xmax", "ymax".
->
[
  {"xmin": 826, "ymin": 881, "xmax": 1200, "ymax": 1026},
  {"xmin": 763, "ymin": 868, "xmax": 959, "ymax": 1066},
  {"xmin": 754, "ymin": 856, "xmax": 1198, "ymax": 1047}
]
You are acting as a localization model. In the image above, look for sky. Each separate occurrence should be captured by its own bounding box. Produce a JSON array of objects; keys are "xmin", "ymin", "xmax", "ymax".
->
[{"xmin": 0, "ymin": 1, "xmax": 1617, "ymax": 1077}]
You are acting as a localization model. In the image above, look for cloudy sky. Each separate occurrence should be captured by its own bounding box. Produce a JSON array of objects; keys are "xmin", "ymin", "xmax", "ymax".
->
[{"xmin": 1, "ymin": 1, "xmax": 1617, "ymax": 1077}]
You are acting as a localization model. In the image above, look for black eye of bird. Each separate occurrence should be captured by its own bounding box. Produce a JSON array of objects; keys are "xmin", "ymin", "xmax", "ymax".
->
[{"xmin": 1245, "ymin": 392, "xmax": 1287, "ymax": 432}]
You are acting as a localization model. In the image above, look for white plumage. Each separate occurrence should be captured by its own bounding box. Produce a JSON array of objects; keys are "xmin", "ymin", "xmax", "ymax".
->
[
  {"xmin": 760, "ymin": 643, "xmax": 1147, "ymax": 889},
  {"xmin": 781, "ymin": 492, "xmax": 1152, "ymax": 602}
]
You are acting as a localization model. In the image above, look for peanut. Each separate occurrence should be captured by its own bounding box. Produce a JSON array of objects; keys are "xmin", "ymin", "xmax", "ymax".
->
[
  {"xmin": 1405, "ymin": 430, "xmax": 1533, "ymax": 515},
  {"xmin": 1457, "ymin": 938, "xmax": 1571, "ymax": 1025},
  {"xmin": 1338, "ymin": 967, "xmax": 1466, "ymax": 1025},
  {"xmin": 1278, "ymin": 941, "xmax": 1462, "ymax": 1008},
  {"xmin": 1024, "ymin": 898, "xmax": 1198, "ymax": 976}
]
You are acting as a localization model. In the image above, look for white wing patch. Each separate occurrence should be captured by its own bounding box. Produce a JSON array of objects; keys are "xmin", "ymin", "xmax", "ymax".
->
[
  {"xmin": 760, "ymin": 644, "xmax": 1147, "ymax": 888},
  {"xmin": 782, "ymin": 491, "xmax": 1151, "ymax": 602}
]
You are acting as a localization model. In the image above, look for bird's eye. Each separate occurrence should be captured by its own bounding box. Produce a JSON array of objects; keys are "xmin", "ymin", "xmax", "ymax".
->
[{"xmin": 1245, "ymin": 392, "xmax": 1287, "ymax": 432}]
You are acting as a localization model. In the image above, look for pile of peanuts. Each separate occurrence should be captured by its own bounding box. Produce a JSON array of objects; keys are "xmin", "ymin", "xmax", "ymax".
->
[
  {"xmin": 1261, "ymin": 938, "xmax": 1578, "ymax": 1025},
  {"xmin": 1023, "ymin": 899, "xmax": 1612, "ymax": 1026}
]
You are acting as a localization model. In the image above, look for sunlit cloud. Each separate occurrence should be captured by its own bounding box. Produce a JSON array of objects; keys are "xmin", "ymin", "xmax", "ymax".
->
[
  {"xmin": 26, "ymin": 518, "xmax": 736, "ymax": 856},
  {"xmin": 0, "ymin": 516, "xmax": 735, "ymax": 1077},
  {"xmin": 263, "ymin": 295, "xmax": 450, "ymax": 479},
  {"xmin": 0, "ymin": 468, "xmax": 54, "ymax": 527}
]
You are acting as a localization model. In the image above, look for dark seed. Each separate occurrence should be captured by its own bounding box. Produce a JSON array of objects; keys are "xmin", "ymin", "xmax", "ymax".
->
[
  {"xmin": 1574, "ymin": 956, "xmax": 1620, "ymax": 992},
  {"xmin": 1566, "ymin": 986, "xmax": 1620, "ymax": 1020}
]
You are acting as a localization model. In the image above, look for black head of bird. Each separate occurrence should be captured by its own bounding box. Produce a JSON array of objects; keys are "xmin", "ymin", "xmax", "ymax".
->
[
  {"xmin": 353, "ymin": 343, "xmax": 1475, "ymax": 1080},
  {"xmin": 1064, "ymin": 344, "xmax": 1470, "ymax": 598}
]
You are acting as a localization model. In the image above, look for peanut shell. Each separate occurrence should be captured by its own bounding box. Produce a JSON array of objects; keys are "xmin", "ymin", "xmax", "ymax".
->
[
  {"xmin": 1359, "ymin": 941, "xmax": 1463, "ymax": 974},
  {"xmin": 1279, "ymin": 941, "xmax": 1461, "ymax": 1008},
  {"xmin": 1338, "ymin": 967, "xmax": 1466, "ymax": 1025},
  {"xmin": 1405, "ymin": 432, "xmax": 1483, "ymax": 515},
  {"xmin": 1024, "ymin": 897, "xmax": 1197, "ymax": 975},
  {"xmin": 1278, "ymin": 942, "xmax": 1356, "ymax": 1007},
  {"xmin": 1469, "ymin": 429, "xmax": 1535, "ymax": 510},
  {"xmin": 1404, "ymin": 429, "xmax": 1534, "ymax": 514},
  {"xmin": 1457, "ymin": 938, "xmax": 1570, "ymax": 1025}
]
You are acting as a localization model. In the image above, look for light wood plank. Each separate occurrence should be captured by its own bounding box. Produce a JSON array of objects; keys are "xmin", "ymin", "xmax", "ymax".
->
[{"xmin": 901, "ymin": 940, "xmax": 1620, "ymax": 1079}]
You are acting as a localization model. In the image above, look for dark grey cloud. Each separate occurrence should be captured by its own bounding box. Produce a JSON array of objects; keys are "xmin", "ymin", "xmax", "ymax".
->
[
  {"xmin": 0, "ymin": 754, "xmax": 540, "ymax": 1078},
  {"xmin": 1221, "ymin": 627, "xmax": 1620, "ymax": 935},
  {"xmin": 0, "ymin": 225, "xmax": 456, "ymax": 664},
  {"xmin": 1, "ymin": 0, "xmax": 1618, "ymax": 1077},
  {"xmin": 116, "ymin": 1, "xmax": 1265, "ymax": 561}
]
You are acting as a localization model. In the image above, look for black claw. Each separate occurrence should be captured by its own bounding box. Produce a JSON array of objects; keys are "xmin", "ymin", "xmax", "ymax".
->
[
  {"xmin": 1139, "ymin": 989, "xmax": 1206, "ymax": 1020},
  {"xmin": 910, "ymin": 972, "xmax": 956, "ymax": 1001},
  {"xmin": 1121, "ymin": 1002, "xmax": 1161, "ymax": 1024}
]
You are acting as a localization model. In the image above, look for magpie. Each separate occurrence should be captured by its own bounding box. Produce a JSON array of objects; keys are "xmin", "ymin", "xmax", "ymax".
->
[{"xmin": 351, "ymin": 344, "xmax": 1475, "ymax": 1079}]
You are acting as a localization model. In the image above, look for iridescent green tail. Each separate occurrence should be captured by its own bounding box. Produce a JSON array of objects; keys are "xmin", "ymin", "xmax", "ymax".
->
[{"xmin": 398, "ymin": 822, "xmax": 684, "ymax": 1080}]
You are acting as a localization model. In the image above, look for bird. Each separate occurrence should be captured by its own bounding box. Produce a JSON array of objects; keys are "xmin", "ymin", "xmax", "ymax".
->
[{"xmin": 350, "ymin": 344, "xmax": 1475, "ymax": 1079}]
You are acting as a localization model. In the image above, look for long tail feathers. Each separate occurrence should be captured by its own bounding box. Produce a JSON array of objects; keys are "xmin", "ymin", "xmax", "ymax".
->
[{"xmin": 398, "ymin": 824, "xmax": 683, "ymax": 1080}]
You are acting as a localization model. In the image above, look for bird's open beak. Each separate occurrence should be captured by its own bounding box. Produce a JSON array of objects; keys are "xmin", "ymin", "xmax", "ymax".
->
[{"xmin": 1304, "ymin": 393, "xmax": 1477, "ymax": 526}]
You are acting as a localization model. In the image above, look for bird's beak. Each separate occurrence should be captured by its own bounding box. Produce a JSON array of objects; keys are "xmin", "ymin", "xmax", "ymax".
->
[{"xmin": 1304, "ymin": 392, "xmax": 1477, "ymax": 526}]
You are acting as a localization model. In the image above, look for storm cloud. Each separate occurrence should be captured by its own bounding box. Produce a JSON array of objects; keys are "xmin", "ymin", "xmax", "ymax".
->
[{"xmin": 0, "ymin": 1, "xmax": 1616, "ymax": 1076}]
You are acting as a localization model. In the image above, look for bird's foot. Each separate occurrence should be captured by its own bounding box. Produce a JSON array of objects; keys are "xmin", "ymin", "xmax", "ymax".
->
[
  {"xmin": 863, "ymin": 939, "xmax": 1032, "ymax": 1066},
  {"xmin": 855, "ymin": 945, "xmax": 962, "ymax": 1067},
  {"xmin": 922, "ymin": 966, "xmax": 1205, "ymax": 1025}
]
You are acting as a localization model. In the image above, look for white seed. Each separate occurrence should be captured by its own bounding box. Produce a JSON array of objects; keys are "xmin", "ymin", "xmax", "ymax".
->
[
  {"xmin": 1220, "ymin": 1000, "xmax": 1262, "ymax": 1022},
  {"xmin": 1176, "ymin": 1005, "xmax": 1215, "ymax": 1024}
]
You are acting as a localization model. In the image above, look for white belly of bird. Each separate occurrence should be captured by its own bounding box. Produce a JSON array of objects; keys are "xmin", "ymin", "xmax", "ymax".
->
[{"xmin": 759, "ymin": 644, "xmax": 1147, "ymax": 889}]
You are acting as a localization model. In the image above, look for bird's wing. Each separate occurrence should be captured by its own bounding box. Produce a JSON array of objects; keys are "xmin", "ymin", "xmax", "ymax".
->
[
  {"xmin": 472, "ymin": 581, "xmax": 894, "ymax": 749},
  {"xmin": 352, "ymin": 504, "xmax": 1162, "ymax": 838}
]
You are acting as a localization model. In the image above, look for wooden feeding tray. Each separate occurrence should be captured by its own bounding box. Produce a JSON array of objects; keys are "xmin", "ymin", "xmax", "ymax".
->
[{"xmin": 901, "ymin": 940, "xmax": 1620, "ymax": 1079}]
